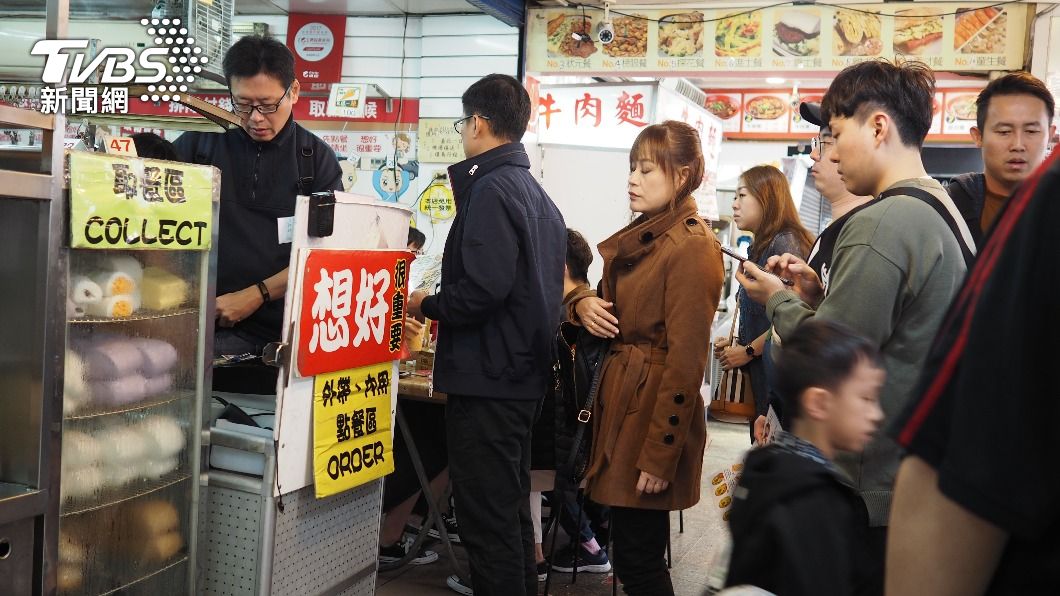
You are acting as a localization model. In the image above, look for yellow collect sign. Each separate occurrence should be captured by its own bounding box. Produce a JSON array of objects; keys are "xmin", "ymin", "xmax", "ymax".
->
[
  {"xmin": 313, "ymin": 362, "xmax": 395, "ymax": 498},
  {"xmin": 69, "ymin": 151, "xmax": 215, "ymax": 250}
]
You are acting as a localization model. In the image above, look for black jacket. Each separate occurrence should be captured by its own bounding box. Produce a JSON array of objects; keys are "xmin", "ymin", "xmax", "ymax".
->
[
  {"xmin": 945, "ymin": 172, "xmax": 986, "ymax": 249},
  {"xmin": 421, "ymin": 143, "xmax": 566, "ymax": 400},
  {"xmin": 726, "ymin": 441, "xmax": 869, "ymax": 596},
  {"xmin": 174, "ymin": 118, "xmax": 342, "ymax": 341}
]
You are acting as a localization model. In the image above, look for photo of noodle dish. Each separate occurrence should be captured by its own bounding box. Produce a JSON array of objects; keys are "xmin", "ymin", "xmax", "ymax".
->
[
  {"xmin": 745, "ymin": 95, "xmax": 786, "ymax": 120},
  {"xmin": 715, "ymin": 11, "xmax": 762, "ymax": 57},
  {"xmin": 658, "ymin": 12, "xmax": 704, "ymax": 57}
]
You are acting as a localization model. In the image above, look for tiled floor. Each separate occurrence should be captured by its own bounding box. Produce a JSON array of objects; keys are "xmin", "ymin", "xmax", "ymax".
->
[{"xmin": 376, "ymin": 419, "xmax": 751, "ymax": 595}]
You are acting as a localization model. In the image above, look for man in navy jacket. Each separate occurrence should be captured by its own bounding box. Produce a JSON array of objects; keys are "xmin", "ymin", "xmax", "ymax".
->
[{"xmin": 409, "ymin": 74, "xmax": 565, "ymax": 596}]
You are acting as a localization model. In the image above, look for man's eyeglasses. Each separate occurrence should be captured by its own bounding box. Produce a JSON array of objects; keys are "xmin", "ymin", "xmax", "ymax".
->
[
  {"xmin": 810, "ymin": 136, "xmax": 835, "ymax": 154},
  {"xmin": 232, "ymin": 85, "xmax": 292, "ymax": 117},
  {"xmin": 453, "ymin": 114, "xmax": 491, "ymax": 134}
]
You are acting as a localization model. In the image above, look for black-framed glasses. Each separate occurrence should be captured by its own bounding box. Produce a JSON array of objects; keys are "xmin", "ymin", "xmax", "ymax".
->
[
  {"xmin": 810, "ymin": 135, "xmax": 835, "ymax": 154},
  {"xmin": 454, "ymin": 114, "xmax": 491, "ymax": 134},
  {"xmin": 232, "ymin": 85, "xmax": 292, "ymax": 117}
]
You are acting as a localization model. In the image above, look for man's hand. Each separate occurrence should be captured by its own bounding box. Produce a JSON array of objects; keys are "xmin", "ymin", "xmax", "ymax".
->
[
  {"xmin": 765, "ymin": 253, "xmax": 824, "ymax": 307},
  {"xmin": 719, "ymin": 345, "xmax": 752, "ymax": 371},
  {"xmin": 636, "ymin": 470, "xmax": 670, "ymax": 495},
  {"xmin": 575, "ymin": 297, "xmax": 619, "ymax": 338},
  {"xmin": 753, "ymin": 415, "xmax": 768, "ymax": 446},
  {"xmin": 216, "ymin": 287, "xmax": 264, "ymax": 328},
  {"xmin": 735, "ymin": 261, "xmax": 787, "ymax": 306},
  {"xmin": 408, "ymin": 290, "xmax": 428, "ymax": 319}
]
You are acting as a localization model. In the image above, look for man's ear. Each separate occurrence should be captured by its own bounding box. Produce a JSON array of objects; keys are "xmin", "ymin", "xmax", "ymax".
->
[
  {"xmin": 289, "ymin": 79, "xmax": 301, "ymax": 105},
  {"xmin": 801, "ymin": 387, "xmax": 832, "ymax": 422},
  {"xmin": 970, "ymin": 126, "xmax": 983, "ymax": 148},
  {"xmin": 872, "ymin": 111, "xmax": 889, "ymax": 148}
]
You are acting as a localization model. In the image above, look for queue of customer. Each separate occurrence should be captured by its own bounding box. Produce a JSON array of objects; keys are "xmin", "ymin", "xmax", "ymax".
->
[{"xmin": 193, "ymin": 33, "xmax": 1057, "ymax": 595}]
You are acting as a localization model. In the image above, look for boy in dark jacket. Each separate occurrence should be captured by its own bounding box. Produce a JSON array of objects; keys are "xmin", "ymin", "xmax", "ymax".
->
[{"xmin": 726, "ymin": 320, "xmax": 885, "ymax": 596}]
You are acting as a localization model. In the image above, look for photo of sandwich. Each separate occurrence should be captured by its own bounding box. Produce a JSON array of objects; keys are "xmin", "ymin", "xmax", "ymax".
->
[
  {"xmin": 715, "ymin": 11, "xmax": 762, "ymax": 57},
  {"xmin": 893, "ymin": 8, "xmax": 943, "ymax": 56},
  {"xmin": 658, "ymin": 12, "xmax": 704, "ymax": 57},
  {"xmin": 705, "ymin": 95, "xmax": 740, "ymax": 120},
  {"xmin": 604, "ymin": 14, "xmax": 648, "ymax": 58},
  {"xmin": 955, "ymin": 7, "xmax": 1007, "ymax": 54},
  {"xmin": 745, "ymin": 95, "xmax": 786, "ymax": 120},
  {"xmin": 947, "ymin": 95, "xmax": 978, "ymax": 121},
  {"xmin": 546, "ymin": 13, "xmax": 598, "ymax": 58},
  {"xmin": 833, "ymin": 8, "xmax": 883, "ymax": 56},
  {"xmin": 773, "ymin": 9, "xmax": 821, "ymax": 57}
]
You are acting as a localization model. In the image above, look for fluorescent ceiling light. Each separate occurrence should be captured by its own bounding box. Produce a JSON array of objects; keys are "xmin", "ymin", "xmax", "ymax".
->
[{"xmin": 766, "ymin": 77, "xmax": 786, "ymax": 85}]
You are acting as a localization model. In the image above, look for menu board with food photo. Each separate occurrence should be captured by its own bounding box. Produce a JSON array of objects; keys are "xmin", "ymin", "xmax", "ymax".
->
[
  {"xmin": 894, "ymin": 8, "xmax": 944, "ymax": 57},
  {"xmin": 943, "ymin": 92, "xmax": 979, "ymax": 135},
  {"xmin": 790, "ymin": 94, "xmax": 824, "ymax": 134},
  {"xmin": 546, "ymin": 12, "xmax": 597, "ymax": 68},
  {"xmin": 773, "ymin": 9, "xmax": 822, "ymax": 58},
  {"xmin": 704, "ymin": 93, "xmax": 743, "ymax": 133},
  {"xmin": 715, "ymin": 11, "xmax": 762, "ymax": 64},
  {"xmin": 743, "ymin": 94, "xmax": 789, "ymax": 133},
  {"xmin": 603, "ymin": 14, "xmax": 649, "ymax": 66},
  {"xmin": 657, "ymin": 11, "xmax": 706, "ymax": 67},
  {"xmin": 955, "ymin": 6, "xmax": 1007, "ymax": 54},
  {"xmin": 832, "ymin": 8, "xmax": 883, "ymax": 60},
  {"xmin": 930, "ymin": 92, "xmax": 944, "ymax": 135}
]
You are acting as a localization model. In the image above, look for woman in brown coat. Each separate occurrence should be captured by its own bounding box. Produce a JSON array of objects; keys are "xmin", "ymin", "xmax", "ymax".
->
[{"xmin": 569, "ymin": 121, "xmax": 724, "ymax": 594}]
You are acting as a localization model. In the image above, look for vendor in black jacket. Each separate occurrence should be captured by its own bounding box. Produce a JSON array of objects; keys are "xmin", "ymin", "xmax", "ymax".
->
[
  {"xmin": 408, "ymin": 74, "xmax": 566, "ymax": 596},
  {"xmin": 175, "ymin": 36, "xmax": 341, "ymax": 358},
  {"xmin": 726, "ymin": 320, "xmax": 884, "ymax": 596}
]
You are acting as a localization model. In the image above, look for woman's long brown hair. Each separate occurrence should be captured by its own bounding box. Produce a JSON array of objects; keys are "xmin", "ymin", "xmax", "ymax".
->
[{"xmin": 738, "ymin": 165, "xmax": 814, "ymax": 261}]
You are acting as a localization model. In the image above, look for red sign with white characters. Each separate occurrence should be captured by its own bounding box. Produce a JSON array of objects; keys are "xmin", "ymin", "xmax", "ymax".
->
[
  {"xmin": 126, "ymin": 95, "xmax": 419, "ymax": 124},
  {"xmin": 287, "ymin": 13, "xmax": 346, "ymax": 83},
  {"xmin": 297, "ymin": 250, "xmax": 414, "ymax": 377}
]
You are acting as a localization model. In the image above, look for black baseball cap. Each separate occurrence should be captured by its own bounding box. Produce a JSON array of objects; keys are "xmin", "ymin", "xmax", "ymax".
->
[{"xmin": 799, "ymin": 102, "xmax": 824, "ymax": 127}]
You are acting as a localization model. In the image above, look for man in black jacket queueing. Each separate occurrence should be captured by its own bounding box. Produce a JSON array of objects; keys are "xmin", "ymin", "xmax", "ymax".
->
[
  {"xmin": 408, "ymin": 74, "xmax": 566, "ymax": 596},
  {"xmin": 175, "ymin": 36, "xmax": 342, "ymax": 358},
  {"xmin": 946, "ymin": 72, "xmax": 1054, "ymax": 248}
]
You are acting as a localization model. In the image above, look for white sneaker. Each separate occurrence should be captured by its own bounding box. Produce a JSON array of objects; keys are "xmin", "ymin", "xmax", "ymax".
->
[{"xmin": 446, "ymin": 574, "xmax": 473, "ymax": 595}]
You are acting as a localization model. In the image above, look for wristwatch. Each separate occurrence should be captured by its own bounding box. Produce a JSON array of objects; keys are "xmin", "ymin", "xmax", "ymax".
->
[{"xmin": 745, "ymin": 344, "xmax": 757, "ymax": 358}]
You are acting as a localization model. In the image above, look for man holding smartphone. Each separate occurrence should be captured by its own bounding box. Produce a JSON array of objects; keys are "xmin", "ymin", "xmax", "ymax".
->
[{"xmin": 737, "ymin": 60, "xmax": 974, "ymax": 595}]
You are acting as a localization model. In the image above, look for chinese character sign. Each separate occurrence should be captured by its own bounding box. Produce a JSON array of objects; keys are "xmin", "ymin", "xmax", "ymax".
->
[
  {"xmin": 298, "ymin": 249, "xmax": 414, "ymax": 377},
  {"xmin": 313, "ymin": 362, "xmax": 395, "ymax": 497},
  {"xmin": 535, "ymin": 85, "xmax": 656, "ymax": 149}
]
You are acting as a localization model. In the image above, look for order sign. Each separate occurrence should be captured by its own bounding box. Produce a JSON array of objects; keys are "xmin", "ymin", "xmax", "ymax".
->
[
  {"xmin": 313, "ymin": 363, "xmax": 395, "ymax": 497},
  {"xmin": 297, "ymin": 249, "xmax": 413, "ymax": 377},
  {"xmin": 69, "ymin": 151, "xmax": 215, "ymax": 250}
]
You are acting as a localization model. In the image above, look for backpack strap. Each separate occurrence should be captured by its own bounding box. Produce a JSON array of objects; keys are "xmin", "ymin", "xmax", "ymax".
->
[
  {"xmin": 295, "ymin": 126, "xmax": 316, "ymax": 195},
  {"xmin": 879, "ymin": 186, "xmax": 976, "ymax": 268}
]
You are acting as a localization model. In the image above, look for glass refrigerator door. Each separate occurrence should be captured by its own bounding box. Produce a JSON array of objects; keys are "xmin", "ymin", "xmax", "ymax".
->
[{"xmin": 57, "ymin": 153, "xmax": 218, "ymax": 595}]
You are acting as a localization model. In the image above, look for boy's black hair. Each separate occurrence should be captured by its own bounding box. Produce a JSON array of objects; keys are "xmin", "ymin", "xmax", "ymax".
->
[
  {"xmin": 776, "ymin": 320, "xmax": 883, "ymax": 420},
  {"xmin": 565, "ymin": 229, "xmax": 592, "ymax": 284},
  {"xmin": 821, "ymin": 59, "xmax": 935, "ymax": 148},
  {"xmin": 407, "ymin": 227, "xmax": 427, "ymax": 250},
  {"xmin": 222, "ymin": 35, "xmax": 296, "ymax": 90},
  {"xmin": 461, "ymin": 74, "xmax": 531, "ymax": 142},
  {"xmin": 976, "ymin": 71, "xmax": 1055, "ymax": 131},
  {"xmin": 131, "ymin": 132, "xmax": 179, "ymax": 161}
]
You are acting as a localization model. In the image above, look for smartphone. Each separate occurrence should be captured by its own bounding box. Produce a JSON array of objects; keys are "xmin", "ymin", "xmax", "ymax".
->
[{"xmin": 720, "ymin": 245, "xmax": 795, "ymax": 286}]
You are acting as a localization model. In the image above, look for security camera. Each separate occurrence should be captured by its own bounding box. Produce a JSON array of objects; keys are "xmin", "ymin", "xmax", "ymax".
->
[{"xmin": 596, "ymin": 20, "xmax": 615, "ymax": 45}]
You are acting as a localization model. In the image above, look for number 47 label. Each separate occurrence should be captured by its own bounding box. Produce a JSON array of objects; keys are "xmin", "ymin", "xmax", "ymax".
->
[{"xmin": 100, "ymin": 133, "xmax": 138, "ymax": 157}]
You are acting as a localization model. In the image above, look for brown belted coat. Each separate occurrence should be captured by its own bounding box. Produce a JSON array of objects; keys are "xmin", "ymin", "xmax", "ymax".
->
[{"xmin": 576, "ymin": 199, "xmax": 723, "ymax": 511}]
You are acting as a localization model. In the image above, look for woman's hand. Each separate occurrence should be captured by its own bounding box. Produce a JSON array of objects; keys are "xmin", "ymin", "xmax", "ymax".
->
[
  {"xmin": 713, "ymin": 336, "xmax": 731, "ymax": 359},
  {"xmin": 575, "ymin": 297, "xmax": 619, "ymax": 339},
  {"xmin": 719, "ymin": 345, "xmax": 752, "ymax": 371},
  {"xmin": 636, "ymin": 471, "xmax": 670, "ymax": 495}
]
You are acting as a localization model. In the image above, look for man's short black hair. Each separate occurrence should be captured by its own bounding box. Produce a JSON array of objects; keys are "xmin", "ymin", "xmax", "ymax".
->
[
  {"xmin": 407, "ymin": 227, "xmax": 426, "ymax": 251},
  {"xmin": 223, "ymin": 35, "xmax": 296, "ymax": 90},
  {"xmin": 132, "ymin": 132, "xmax": 178, "ymax": 161},
  {"xmin": 976, "ymin": 71, "xmax": 1055, "ymax": 131},
  {"xmin": 565, "ymin": 229, "xmax": 592, "ymax": 284},
  {"xmin": 776, "ymin": 320, "xmax": 882, "ymax": 420},
  {"xmin": 461, "ymin": 74, "xmax": 531, "ymax": 142},
  {"xmin": 821, "ymin": 59, "xmax": 935, "ymax": 148}
]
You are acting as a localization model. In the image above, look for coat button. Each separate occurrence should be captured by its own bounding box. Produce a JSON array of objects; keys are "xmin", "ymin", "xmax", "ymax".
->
[
  {"xmin": 669, "ymin": 415, "xmax": 679, "ymax": 426},
  {"xmin": 686, "ymin": 218, "xmax": 697, "ymax": 226},
  {"xmin": 624, "ymin": 262, "xmax": 633, "ymax": 270},
  {"xmin": 640, "ymin": 231, "xmax": 654, "ymax": 243},
  {"xmin": 663, "ymin": 434, "xmax": 675, "ymax": 445},
  {"xmin": 673, "ymin": 393, "xmax": 685, "ymax": 404}
]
